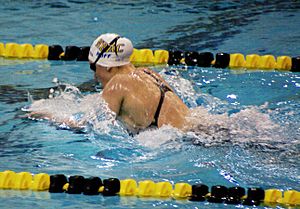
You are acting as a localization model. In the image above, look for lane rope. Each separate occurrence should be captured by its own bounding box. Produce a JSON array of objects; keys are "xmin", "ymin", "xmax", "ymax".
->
[
  {"xmin": 0, "ymin": 42, "xmax": 299, "ymax": 71},
  {"xmin": 0, "ymin": 170, "xmax": 299, "ymax": 207}
]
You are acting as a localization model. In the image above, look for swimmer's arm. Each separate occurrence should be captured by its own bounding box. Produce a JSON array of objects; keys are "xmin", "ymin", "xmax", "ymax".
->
[
  {"xmin": 26, "ymin": 112, "xmax": 53, "ymax": 120},
  {"xmin": 26, "ymin": 111, "xmax": 86, "ymax": 130},
  {"xmin": 102, "ymin": 76, "xmax": 125, "ymax": 116}
]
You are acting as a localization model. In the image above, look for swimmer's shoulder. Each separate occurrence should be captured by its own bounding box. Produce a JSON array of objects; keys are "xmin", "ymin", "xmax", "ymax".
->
[
  {"xmin": 106, "ymin": 67, "xmax": 163, "ymax": 91},
  {"xmin": 105, "ymin": 73, "xmax": 137, "ymax": 94},
  {"xmin": 135, "ymin": 67, "xmax": 174, "ymax": 91},
  {"xmin": 110, "ymin": 72, "xmax": 137, "ymax": 84}
]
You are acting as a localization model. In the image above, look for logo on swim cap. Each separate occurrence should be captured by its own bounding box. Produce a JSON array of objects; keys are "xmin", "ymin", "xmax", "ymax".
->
[{"xmin": 89, "ymin": 33, "xmax": 133, "ymax": 67}]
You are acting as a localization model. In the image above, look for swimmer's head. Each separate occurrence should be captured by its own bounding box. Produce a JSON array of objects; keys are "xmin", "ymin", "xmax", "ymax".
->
[{"xmin": 89, "ymin": 33, "xmax": 133, "ymax": 70}]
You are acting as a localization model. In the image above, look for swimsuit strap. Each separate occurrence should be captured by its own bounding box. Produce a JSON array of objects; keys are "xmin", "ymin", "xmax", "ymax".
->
[
  {"xmin": 151, "ymin": 85, "xmax": 166, "ymax": 126},
  {"xmin": 142, "ymin": 70, "xmax": 172, "ymax": 127}
]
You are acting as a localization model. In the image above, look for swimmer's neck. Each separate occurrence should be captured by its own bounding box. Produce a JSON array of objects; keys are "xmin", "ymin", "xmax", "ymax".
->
[
  {"xmin": 109, "ymin": 63, "xmax": 136, "ymax": 75},
  {"xmin": 98, "ymin": 63, "xmax": 136, "ymax": 88}
]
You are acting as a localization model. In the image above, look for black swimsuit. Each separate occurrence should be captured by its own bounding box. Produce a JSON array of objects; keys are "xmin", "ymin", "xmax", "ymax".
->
[{"xmin": 143, "ymin": 70, "xmax": 173, "ymax": 127}]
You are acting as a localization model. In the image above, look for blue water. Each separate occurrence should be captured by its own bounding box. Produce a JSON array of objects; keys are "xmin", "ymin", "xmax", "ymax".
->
[{"xmin": 0, "ymin": 1, "xmax": 300, "ymax": 209}]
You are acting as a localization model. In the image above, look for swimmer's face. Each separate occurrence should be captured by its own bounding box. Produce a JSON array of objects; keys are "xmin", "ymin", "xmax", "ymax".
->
[{"xmin": 94, "ymin": 65, "xmax": 112, "ymax": 87}]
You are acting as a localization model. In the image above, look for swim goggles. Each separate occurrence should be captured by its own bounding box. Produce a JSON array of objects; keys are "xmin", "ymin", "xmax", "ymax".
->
[{"xmin": 90, "ymin": 35, "xmax": 121, "ymax": 72}]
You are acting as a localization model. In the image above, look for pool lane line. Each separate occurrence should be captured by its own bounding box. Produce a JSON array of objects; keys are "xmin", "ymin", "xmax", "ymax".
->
[
  {"xmin": 0, "ymin": 170, "xmax": 299, "ymax": 207},
  {"xmin": 0, "ymin": 42, "xmax": 299, "ymax": 71}
]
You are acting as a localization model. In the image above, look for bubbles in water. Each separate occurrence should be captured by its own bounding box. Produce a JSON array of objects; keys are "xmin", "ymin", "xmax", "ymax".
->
[{"xmin": 52, "ymin": 77, "xmax": 58, "ymax": 83}]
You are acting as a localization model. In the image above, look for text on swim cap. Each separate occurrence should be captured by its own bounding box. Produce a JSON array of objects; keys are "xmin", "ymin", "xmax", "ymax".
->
[
  {"xmin": 95, "ymin": 39, "xmax": 125, "ymax": 53},
  {"xmin": 95, "ymin": 52, "xmax": 111, "ymax": 58}
]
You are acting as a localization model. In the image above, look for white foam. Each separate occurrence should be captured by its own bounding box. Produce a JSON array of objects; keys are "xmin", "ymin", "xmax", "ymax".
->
[
  {"xmin": 185, "ymin": 104, "xmax": 282, "ymax": 147},
  {"xmin": 25, "ymin": 83, "xmax": 118, "ymax": 131},
  {"xmin": 23, "ymin": 77, "xmax": 290, "ymax": 152},
  {"xmin": 134, "ymin": 125, "xmax": 184, "ymax": 149}
]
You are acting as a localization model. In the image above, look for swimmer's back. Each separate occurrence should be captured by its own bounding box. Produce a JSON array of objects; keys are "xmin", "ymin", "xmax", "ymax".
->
[{"xmin": 103, "ymin": 68, "xmax": 189, "ymax": 131}]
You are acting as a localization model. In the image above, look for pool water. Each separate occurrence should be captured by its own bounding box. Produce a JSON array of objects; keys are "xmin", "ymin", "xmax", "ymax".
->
[{"xmin": 0, "ymin": 1, "xmax": 300, "ymax": 208}]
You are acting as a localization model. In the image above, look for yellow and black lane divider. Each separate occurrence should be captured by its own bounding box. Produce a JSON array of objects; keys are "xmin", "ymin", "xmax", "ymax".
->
[
  {"xmin": 0, "ymin": 42, "xmax": 49, "ymax": 59},
  {"xmin": 0, "ymin": 170, "xmax": 299, "ymax": 207},
  {"xmin": 0, "ymin": 42, "xmax": 299, "ymax": 72}
]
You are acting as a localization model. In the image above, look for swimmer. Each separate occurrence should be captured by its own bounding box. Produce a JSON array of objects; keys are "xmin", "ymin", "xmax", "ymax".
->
[
  {"xmin": 26, "ymin": 33, "xmax": 279, "ymax": 142},
  {"xmin": 89, "ymin": 33, "xmax": 189, "ymax": 132},
  {"xmin": 27, "ymin": 33, "xmax": 189, "ymax": 132}
]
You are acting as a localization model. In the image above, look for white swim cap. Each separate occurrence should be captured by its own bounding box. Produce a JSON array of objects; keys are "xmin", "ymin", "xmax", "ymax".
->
[{"xmin": 89, "ymin": 33, "xmax": 133, "ymax": 68}]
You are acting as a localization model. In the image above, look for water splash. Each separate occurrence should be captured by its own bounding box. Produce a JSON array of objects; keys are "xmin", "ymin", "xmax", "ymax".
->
[
  {"xmin": 23, "ymin": 80, "xmax": 123, "ymax": 134},
  {"xmin": 22, "ymin": 76, "xmax": 299, "ymax": 157},
  {"xmin": 160, "ymin": 67, "xmax": 199, "ymax": 108},
  {"xmin": 134, "ymin": 125, "xmax": 184, "ymax": 149},
  {"xmin": 185, "ymin": 105, "xmax": 282, "ymax": 146}
]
